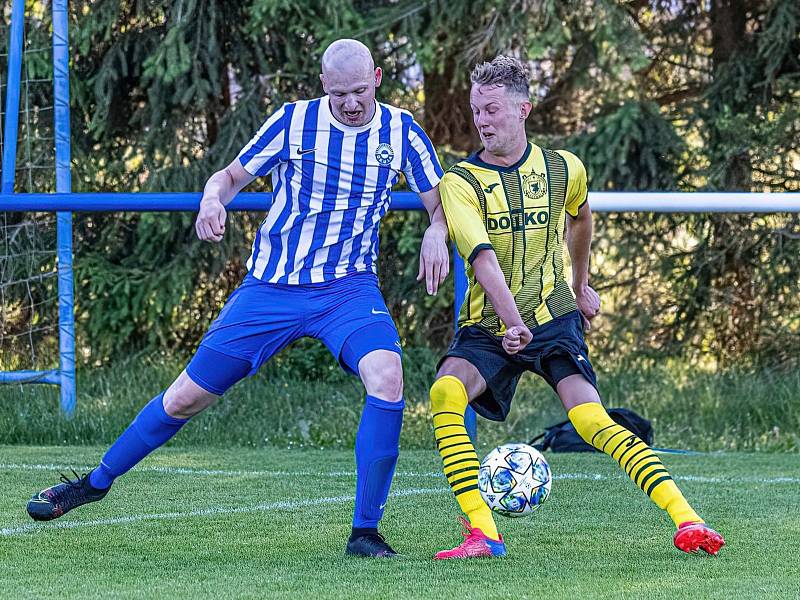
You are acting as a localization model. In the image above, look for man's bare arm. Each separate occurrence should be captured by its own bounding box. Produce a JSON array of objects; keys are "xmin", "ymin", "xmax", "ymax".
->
[
  {"xmin": 472, "ymin": 248, "xmax": 531, "ymax": 354},
  {"xmin": 196, "ymin": 160, "xmax": 256, "ymax": 243},
  {"xmin": 566, "ymin": 202, "xmax": 600, "ymax": 327},
  {"xmin": 417, "ymin": 187, "xmax": 448, "ymax": 232},
  {"xmin": 416, "ymin": 187, "xmax": 450, "ymax": 295},
  {"xmin": 203, "ymin": 160, "xmax": 255, "ymax": 207}
]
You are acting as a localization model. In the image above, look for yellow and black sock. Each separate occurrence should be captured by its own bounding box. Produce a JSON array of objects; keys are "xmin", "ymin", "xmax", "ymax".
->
[
  {"xmin": 430, "ymin": 376, "xmax": 499, "ymax": 540},
  {"xmin": 568, "ymin": 402, "xmax": 702, "ymax": 528}
]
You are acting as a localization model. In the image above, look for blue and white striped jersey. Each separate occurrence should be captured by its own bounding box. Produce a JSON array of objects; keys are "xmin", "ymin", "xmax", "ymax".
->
[{"xmin": 237, "ymin": 97, "xmax": 443, "ymax": 284}]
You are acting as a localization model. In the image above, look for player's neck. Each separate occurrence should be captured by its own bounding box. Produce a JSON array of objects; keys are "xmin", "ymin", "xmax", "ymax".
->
[
  {"xmin": 480, "ymin": 137, "xmax": 529, "ymax": 167},
  {"xmin": 364, "ymin": 101, "xmax": 377, "ymax": 123}
]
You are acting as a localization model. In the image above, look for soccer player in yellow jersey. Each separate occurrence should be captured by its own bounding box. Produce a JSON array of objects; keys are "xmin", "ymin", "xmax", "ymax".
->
[{"xmin": 431, "ymin": 56, "xmax": 725, "ymax": 559}]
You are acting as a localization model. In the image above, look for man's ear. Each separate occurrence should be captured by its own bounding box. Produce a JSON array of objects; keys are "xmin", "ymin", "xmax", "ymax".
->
[
  {"xmin": 520, "ymin": 99, "xmax": 532, "ymax": 120},
  {"xmin": 320, "ymin": 73, "xmax": 327, "ymax": 93},
  {"xmin": 374, "ymin": 67, "xmax": 383, "ymax": 88}
]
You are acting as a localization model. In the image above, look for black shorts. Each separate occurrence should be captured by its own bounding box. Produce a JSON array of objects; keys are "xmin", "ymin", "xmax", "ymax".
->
[{"xmin": 438, "ymin": 311, "xmax": 598, "ymax": 422}]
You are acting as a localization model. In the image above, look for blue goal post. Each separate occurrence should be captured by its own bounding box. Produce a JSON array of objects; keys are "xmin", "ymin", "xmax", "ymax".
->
[{"xmin": 1, "ymin": 0, "xmax": 75, "ymax": 414}]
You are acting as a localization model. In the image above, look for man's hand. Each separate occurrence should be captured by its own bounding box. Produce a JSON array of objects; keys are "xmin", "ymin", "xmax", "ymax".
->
[
  {"xmin": 195, "ymin": 196, "xmax": 227, "ymax": 242},
  {"xmin": 574, "ymin": 284, "xmax": 600, "ymax": 330},
  {"xmin": 502, "ymin": 325, "xmax": 532, "ymax": 355},
  {"xmin": 195, "ymin": 162, "xmax": 253, "ymax": 242},
  {"xmin": 416, "ymin": 222, "xmax": 449, "ymax": 295}
]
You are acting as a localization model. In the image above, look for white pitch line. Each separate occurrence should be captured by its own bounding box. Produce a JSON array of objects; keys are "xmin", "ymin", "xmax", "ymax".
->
[
  {"xmin": 1, "ymin": 462, "xmax": 798, "ymax": 485},
  {"xmin": 0, "ymin": 487, "xmax": 443, "ymax": 537},
  {"xmin": 542, "ymin": 472, "xmax": 800, "ymax": 485},
  {"xmin": 0, "ymin": 463, "xmax": 364, "ymax": 478},
  {"xmin": 0, "ymin": 463, "xmax": 445, "ymax": 479}
]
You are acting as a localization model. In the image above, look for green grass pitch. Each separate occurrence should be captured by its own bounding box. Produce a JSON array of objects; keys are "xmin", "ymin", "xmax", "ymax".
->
[{"xmin": 1, "ymin": 446, "xmax": 798, "ymax": 599}]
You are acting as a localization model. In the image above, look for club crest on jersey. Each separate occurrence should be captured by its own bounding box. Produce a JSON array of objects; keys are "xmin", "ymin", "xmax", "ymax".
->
[
  {"xmin": 375, "ymin": 143, "xmax": 394, "ymax": 165},
  {"xmin": 523, "ymin": 172, "xmax": 547, "ymax": 200}
]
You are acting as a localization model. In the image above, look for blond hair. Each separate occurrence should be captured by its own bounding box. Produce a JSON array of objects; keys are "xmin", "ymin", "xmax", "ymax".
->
[{"xmin": 470, "ymin": 55, "xmax": 530, "ymax": 100}]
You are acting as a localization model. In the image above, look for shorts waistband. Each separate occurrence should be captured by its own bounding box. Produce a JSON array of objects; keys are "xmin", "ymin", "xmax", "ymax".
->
[{"xmin": 243, "ymin": 270, "xmax": 379, "ymax": 290}]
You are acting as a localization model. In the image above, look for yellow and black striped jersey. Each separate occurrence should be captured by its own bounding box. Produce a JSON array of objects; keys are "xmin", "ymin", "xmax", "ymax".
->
[{"xmin": 441, "ymin": 142, "xmax": 588, "ymax": 335}]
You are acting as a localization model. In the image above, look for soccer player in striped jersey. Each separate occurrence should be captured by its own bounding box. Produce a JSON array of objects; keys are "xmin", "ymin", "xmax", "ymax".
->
[
  {"xmin": 26, "ymin": 39, "xmax": 449, "ymax": 558},
  {"xmin": 429, "ymin": 56, "xmax": 724, "ymax": 559}
]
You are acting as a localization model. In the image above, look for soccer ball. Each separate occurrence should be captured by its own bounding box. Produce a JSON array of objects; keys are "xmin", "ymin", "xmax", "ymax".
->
[{"xmin": 478, "ymin": 443, "xmax": 552, "ymax": 517}]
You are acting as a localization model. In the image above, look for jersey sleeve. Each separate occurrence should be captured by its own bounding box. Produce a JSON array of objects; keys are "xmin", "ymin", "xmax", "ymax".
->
[
  {"xmin": 402, "ymin": 119, "xmax": 444, "ymax": 193},
  {"xmin": 237, "ymin": 103, "xmax": 290, "ymax": 177},
  {"xmin": 557, "ymin": 150, "xmax": 589, "ymax": 217},
  {"xmin": 440, "ymin": 170, "xmax": 493, "ymax": 264}
]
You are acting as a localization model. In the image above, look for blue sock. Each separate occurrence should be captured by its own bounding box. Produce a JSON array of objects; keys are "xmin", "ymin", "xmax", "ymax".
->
[
  {"xmin": 89, "ymin": 393, "xmax": 188, "ymax": 490},
  {"xmin": 353, "ymin": 394, "xmax": 404, "ymax": 529}
]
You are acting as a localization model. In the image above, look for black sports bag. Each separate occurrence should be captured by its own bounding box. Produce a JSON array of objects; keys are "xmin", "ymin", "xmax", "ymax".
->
[{"xmin": 529, "ymin": 408, "xmax": 653, "ymax": 453}]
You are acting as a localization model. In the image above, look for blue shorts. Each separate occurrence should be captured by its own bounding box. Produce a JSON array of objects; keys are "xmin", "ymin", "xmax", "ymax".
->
[{"xmin": 186, "ymin": 272, "xmax": 401, "ymax": 395}]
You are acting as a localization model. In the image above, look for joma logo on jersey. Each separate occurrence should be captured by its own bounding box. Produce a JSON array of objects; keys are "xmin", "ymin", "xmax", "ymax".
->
[{"xmin": 487, "ymin": 209, "xmax": 549, "ymax": 232}]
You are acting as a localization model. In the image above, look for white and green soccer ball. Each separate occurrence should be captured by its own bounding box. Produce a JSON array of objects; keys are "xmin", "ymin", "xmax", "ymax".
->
[{"xmin": 478, "ymin": 443, "xmax": 552, "ymax": 517}]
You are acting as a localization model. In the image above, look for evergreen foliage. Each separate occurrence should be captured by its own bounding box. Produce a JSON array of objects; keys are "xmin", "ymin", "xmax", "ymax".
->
[{"xmin": 2, "ymin": 0, "xmax": 798, "ymax": 368}]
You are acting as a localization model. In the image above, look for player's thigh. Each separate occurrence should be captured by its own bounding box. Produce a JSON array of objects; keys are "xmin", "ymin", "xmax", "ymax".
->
[
  {"xmin": 189, "ymin": 275, "xmax": 304, "ymax": 395},
  {"xmin": 438, "ymin": 326, "xmax": 524, "ymax": 421},
  {"xmin": 185, "ymin": 345, "xmax": 253, "ymax": 399},
  {"xmin": 312, "ymin": 273, "xmax": 402, "ymax": 376},
  {"xmin": 436, "ymin": 356, "xmax": 487, "ymax": 401},
  {"xmin": 532, "ymin": 312, "xmax": 601, "ymax": 411}
]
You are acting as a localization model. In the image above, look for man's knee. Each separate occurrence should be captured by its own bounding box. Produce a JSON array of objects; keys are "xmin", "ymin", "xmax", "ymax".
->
[
  {"xmin": 163, "ymin": 371, "xmax": 219, "ymax": 419},
  {"xmin": 435, "ymin": 357, "xmax": 486, "ymax": 401},
  {"xmin": 359, "ymin": 350, "xmax": 403, "ymax": 402},
  {"xmin": 556, "ymin": 374, "xmax": 601, "ymax": 413},
  {"xmin": 430, "ymin": 376, "xmax": 467, "ymax": 413}
]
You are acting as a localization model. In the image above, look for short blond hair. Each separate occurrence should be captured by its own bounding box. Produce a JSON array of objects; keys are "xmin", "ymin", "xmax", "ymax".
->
[{"xmin": 470, "ymin": 55, "xmax": 530, "ymax": 100}]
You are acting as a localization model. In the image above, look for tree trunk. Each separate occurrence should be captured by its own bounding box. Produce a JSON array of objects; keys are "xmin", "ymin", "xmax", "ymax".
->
[
  {"xmin": 422, "ymin": 57, "xmax": 479, "ymax": 153},
  {"xmin": 710, "ymin": 0, "xmax": 751, "ymax": 190},
  {"xmin": 694, "ymin": 0, "xmax": 759, "ymax": 359}
]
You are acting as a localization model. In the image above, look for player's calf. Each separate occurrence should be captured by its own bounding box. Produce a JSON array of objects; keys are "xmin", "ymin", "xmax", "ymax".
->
[{"xmin": 26, "ymin": 469, "xmax": 110, "ymax": 521}]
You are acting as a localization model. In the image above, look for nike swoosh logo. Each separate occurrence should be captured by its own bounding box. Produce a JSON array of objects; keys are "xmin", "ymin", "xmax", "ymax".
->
[
  {"xmin": 379, "ymin": 503, "xmax": 386, "ymax": 510},
  {"xmin": 371, "ymin": 308, "xmax": 389, "ymax": 315},
  {"xmin": 483, "ymin": 183, "xmax": 500, "ymax": 193},
  {"xmin": 296, "ymin": 147, "xmax": 316, "ymax": 156}
]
